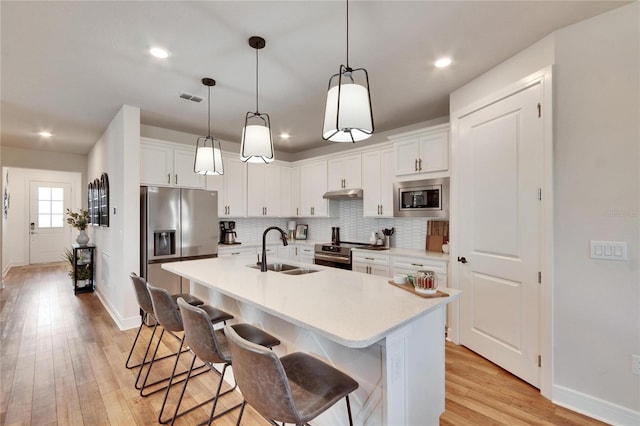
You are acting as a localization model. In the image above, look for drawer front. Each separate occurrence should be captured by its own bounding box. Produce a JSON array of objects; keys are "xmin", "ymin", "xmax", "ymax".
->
[
  {"xmin": 352, "ymin": 251, "xmax": 390, "ymax": 266},
  {"xmin": 392, "ymin": 256, "xmax": 447, "ymax": 274}
]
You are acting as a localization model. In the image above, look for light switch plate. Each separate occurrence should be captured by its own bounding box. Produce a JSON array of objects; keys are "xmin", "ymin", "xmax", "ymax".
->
[{"xmin": 590, "ymin": 241, "xmax": 627, "ymax": 261}]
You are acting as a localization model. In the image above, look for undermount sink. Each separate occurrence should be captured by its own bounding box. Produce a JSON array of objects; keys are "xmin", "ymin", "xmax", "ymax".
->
[{"xmin": 248, "ymin": 263, "xmax": 319, "ymax": 274}]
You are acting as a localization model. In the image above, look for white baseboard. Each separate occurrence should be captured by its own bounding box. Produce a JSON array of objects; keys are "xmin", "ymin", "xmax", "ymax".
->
[
  {"xmin": 553, "ymin": 384, "xmax": 640, "ymax": 426},
  {"xmin": 95, "ymin": 289, "xmax": 141, "ymax": 331}
]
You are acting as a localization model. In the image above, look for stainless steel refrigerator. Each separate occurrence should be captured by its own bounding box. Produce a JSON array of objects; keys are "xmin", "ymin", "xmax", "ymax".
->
[{"xmin": 140, "ymin": 186, "xmax": 218, "ymax": 295}]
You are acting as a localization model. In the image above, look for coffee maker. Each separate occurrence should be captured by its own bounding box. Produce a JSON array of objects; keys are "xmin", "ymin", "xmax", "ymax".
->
[{"xmin": 219, "ymin": 221, "xmax": 240, "ymax": 244}]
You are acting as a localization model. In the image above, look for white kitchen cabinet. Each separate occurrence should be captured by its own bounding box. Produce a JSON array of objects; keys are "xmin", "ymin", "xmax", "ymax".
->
[
  {"xmin": 299, "ymin": 161, "xmax": 330, "ymax": 217},
  {"xmin": 247, "ymin": 163, "xmax": 281, "ymax": 217},
  {"xmin": 140, "ymin": 138, "xmax": 205, "ymax": 188},
  {"xmin": 362, "ymin": 148, "xmax": 394, "ymax": 217},
  {"xmin": 276, "ymin": 245, "xmax": 293, "ymax": 260},
  {"xmin": 352, "ymin": 250, "xmax": 390, "ymax": 277},
  {"xmin": 290, "ymin": 166, "xmax": 301, "ymax": 217},
  {"xmin": 217, "ymin": 246, "xmax": 256, "ymax": 257},
  {"xmin": 206, "ymin": 155, "xmax": 247, "ymax": 217},
  {"xmin": 294, "ymin": 244, "xmax": 315, "ymax": 265},
  {"xmin": 327, "ymin": 154, "xmax": 362, "ymax": 190},
  {"xmin": 280, "ymin": 166, "xmax": 295, "ymax": 217},
  {"xmin": 390, "ymin": 124, "xmax": 449, "ymax": 178},
  {"xmin": 391, "ymin": 255, "xmax": 448, "ymax": 287}
]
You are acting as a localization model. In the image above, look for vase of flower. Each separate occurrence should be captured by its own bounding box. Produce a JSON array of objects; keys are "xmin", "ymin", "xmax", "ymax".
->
[
  {"xmin": 76, "ymin": 229, "xmax": 89, "ymax": 245},
  {"xmin": 66, "ymin": 208, "xmax": 90, "ymax": 246}
]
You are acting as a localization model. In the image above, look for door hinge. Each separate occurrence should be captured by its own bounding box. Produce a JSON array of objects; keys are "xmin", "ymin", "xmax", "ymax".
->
[
  {"xmin": 538, "ymin": 188, "xmax": 542, "ymax": 201},
  {"xmin": 537, "ymin": 103, "xmax": 541, "ymax": 118},
  {"xmin": 538, "ymin": 355, "xmax": 542, "ymax": 367},
  {"xmin": 538, "ymin": 271, "xmax": 542, "ymax": 284}
]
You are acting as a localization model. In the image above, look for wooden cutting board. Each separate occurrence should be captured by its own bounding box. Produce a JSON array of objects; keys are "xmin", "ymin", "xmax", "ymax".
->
[{"xmin": 426, "ymin": 235, "xmax": 444, "ymax": 252}]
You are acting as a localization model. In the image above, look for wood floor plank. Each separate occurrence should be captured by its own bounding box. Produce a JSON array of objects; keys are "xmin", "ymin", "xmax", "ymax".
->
[{"xmin": 1, "ymin": 264, "xmax": 608, "ymax": 426}]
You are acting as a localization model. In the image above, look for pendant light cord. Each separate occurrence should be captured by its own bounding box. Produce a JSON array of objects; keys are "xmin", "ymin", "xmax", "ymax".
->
[
  {"xmin": 346, "ymin": 0, "xmax": 350, "ymax": 68},
  {"xmin": 255, "ymin": 46, "xmax": 260, "ymax": 113},
  {"xmin": 207, "ymin": 85, "xmax": 211, "ymax": 138}
]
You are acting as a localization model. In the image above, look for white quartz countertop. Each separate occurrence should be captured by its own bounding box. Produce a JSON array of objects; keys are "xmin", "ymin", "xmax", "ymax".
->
[{"xmin": 163, "ymin": 255, "xmax": 460, "ymax": 348}]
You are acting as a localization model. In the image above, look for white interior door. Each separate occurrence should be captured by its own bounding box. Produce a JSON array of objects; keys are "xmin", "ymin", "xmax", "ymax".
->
[
  {"xmin": 29, "ymin": 181, "xmax": 71, "ymax": 264},
  {"xmin": 458, "ymin": 83, "xmax": 543, "ymax": 387}
]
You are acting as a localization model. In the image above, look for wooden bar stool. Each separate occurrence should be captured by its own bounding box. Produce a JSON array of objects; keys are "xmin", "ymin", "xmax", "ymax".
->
[
  {"xmin": 225, "ymin": 325, "xmax": 359, "ymax": 426},
  {"xmin": 175, "ymin": 298, "xmax": 280, "ymax": 426},
  {"xmin": 126, "ymin": 273, "xmax": 209, "ymax": 389},
  {"xmin": 145, "ymin": 282, "xmax": 233, "ymax": 423}
]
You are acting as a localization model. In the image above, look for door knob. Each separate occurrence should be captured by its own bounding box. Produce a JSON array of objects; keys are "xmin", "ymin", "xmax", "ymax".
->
[{"xmin": 457, "ymin": 256, "xmax": 468, "ymax": 264}]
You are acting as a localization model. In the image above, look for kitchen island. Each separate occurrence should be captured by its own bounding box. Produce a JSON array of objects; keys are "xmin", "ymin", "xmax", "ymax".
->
[{"xmin": 163, "ymin": 255, "xmax": 460, "ymax": 426}]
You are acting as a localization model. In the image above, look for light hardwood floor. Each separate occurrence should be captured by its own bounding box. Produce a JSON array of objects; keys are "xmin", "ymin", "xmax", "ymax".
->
[{"xmin": 1, "ymin": 264, "xmax": 606, "ymax": 426}]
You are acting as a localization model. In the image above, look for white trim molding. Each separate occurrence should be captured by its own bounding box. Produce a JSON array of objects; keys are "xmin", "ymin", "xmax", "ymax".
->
[{"xmin": 553, "ymin": 385, "xmax": 640, "ymax": 426}]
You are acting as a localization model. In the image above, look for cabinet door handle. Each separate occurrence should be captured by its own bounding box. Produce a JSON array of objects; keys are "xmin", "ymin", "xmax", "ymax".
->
[
  {"xmin": 296, "ymin": 208, "xmax": 299, "ymax": 216},
  {"xmin": 411, "ymin": 263, "xmax": 423, "ymax": 267},
  {"xmin": 167, "ymin": 173, "xmax": 171, "ymax": 184},
  {"xmin": 415, "ymin": 158, "xmax": 418, "ymax": 171},
  {"xmin": 175, "ymin": 174, "xmax": 178, "ymax": 185},
  {"xmin": 380, "ymin": 204, "xmax": 383, "ymax": 215},
  {"xmin": 418, "ymin": 158, "xmax": 422, "ymax": 171}
]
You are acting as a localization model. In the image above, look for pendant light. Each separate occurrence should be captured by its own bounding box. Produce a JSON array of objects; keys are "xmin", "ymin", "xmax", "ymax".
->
[
  {"xmin": 322, "ymin": 0, "xmax": 374, "ymax": 143},
  {"xmin": 194, "ymin": 78, "xmax": 224, "ymax": 175},
  {"xmin": 240, "ymin": 36, "xmax": 274, "ymax": 163}
]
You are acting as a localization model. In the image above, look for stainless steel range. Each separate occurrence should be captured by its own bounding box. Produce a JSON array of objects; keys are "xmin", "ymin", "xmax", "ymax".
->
[{"xmin": 314, "ymin": 242, "xmax": 384, "ymax": 270}]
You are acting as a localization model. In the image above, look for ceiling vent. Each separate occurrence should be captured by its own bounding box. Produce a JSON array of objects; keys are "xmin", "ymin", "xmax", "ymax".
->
[{"xmin": 179, "ymin": 92, "xmax": 203, "ymax": 103}]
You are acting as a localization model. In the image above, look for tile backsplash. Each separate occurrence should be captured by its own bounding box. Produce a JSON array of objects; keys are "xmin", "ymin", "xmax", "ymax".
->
[{"xmin": 232, "ymin": 199, "xmax": 438, "ymax": 250}]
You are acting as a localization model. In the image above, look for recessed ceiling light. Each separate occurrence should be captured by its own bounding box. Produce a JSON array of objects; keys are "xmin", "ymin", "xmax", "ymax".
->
[
  {"xmin": 280, "ymin": 133, "xmax": 291, "ymax": 140},
  {"xmin": 435, "ymin": 57, "xmax": 452, "ymax": 68},
  {"xmin": 38, "ymin": 131, "xmax": 52, "ymax": 138},
  {"xmin": 149, "ymin": 47, "xmax": 169, "ymax": 59}
]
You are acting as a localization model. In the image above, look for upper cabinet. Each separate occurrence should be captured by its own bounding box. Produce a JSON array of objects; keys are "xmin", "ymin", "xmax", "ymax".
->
[
  {"xmin": 362, "ymin": 148, "xmax": 394, "ymax": 217},
  {"xmin": 140, "ymin": 138, "xmax": 205, "ymax": 188},
  {"xmin": 389, "ymin": 124, "xmax": 450, "ymax": 179},
  {"xmin": 327, "ymin": 154, "xmax": 362, "ymax": 190},
  {"xmin": 247, "ymin": 163, "xmax": 282, "ymax": 217},
  {"xmin": 206, "ymin": 154, "xmax": 247, "ymax": 218},
  {"xmin": 299, "ymin": 160, "xmax": 330, "ymax": 217}
]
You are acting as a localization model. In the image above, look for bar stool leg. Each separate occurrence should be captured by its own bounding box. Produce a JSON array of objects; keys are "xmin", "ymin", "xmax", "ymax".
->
[
  {"xmin": 157, "ymin": 335, "xmax": 186, "ymax": 423},
  {"xmin": 235, "ymin": 401, "xmax": 246, "ymax": 426}
]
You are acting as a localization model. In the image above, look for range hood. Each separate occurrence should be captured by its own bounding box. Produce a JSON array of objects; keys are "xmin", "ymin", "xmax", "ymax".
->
[{"xmin": 322, "ymin": 188, "xmax": 363, "ymax": 200}]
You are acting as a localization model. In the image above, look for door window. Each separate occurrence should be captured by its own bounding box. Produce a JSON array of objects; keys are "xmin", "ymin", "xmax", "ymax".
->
[{"xmin": 37, "ymin": 186, "xmax": 64, "ymax": 228}]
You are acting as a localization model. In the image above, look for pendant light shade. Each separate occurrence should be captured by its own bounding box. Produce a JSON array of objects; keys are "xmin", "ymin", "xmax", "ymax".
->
[
  {"xmin": 322, "ymin": 66, "xmax": 373, "ymax": 142},
  {"xmin": 194, "ymin": 78, "xmax": 224, "ymax": 175},
  {"xmin": 322, "ymin": 0, "xmax": 374, "ymax": 143},
  {"xmin": 240, "ymin": 36, "xmax": 274, "ymax": 164}
]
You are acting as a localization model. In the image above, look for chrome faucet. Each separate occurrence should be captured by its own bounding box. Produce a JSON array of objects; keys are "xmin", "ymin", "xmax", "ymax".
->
[{"xmin": 261, "ymin": 226, "xmax": 288, "ymax": 272}]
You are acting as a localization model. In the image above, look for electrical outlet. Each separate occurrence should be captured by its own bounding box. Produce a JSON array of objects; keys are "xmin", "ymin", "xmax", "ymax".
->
[{"xmin": 632, "ymin": 354, "xmax": 640, "ymax": 376}]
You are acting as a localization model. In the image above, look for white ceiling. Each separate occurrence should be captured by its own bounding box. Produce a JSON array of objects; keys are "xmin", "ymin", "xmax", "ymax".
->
[{"xmin": 1, "ymin": 1, "xmax": 628, "ymax": 155}]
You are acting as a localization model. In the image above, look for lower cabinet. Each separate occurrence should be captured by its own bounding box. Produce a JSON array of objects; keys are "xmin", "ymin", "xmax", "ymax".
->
[
  {"xmin": 391, "ymin": 255, "xmax": 448, "ymax": 287},
  {"xmin": 217, "ymin": 246, "xmax": 256, "ymax": 257},
  {"xmin": 352, "ymin": 250, "xmax": 390, "ymax": 277},
  {"xmin": 295, "ymin": 244, "xmax": 315, "ymax": 265}
]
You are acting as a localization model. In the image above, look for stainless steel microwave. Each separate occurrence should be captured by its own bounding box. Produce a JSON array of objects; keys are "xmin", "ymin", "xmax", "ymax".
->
[{"xmin": 393, "ymin": 178, "xmax": 449, "ymax": 217}]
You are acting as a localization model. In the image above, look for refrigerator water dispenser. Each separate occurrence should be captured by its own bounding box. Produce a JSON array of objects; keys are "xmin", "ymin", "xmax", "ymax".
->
[{"xmin": 154, "ymin": 230, "xmax": 176, "ymax": 256}]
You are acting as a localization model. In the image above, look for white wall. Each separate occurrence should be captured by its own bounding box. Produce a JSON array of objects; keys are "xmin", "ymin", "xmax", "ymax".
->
[
  {"xmin": 88, "ymin": 105, "xmax": 141, "ymax": 330},
  {"xmin": 552, "ymin": 3, "xmax": 639, "ymax": 419},
  {"xmin": 1, "ymin": 146, "xmax": 88, "ymax": 193},
  {"xmin": 450, "ymin": 3, "xmax": 639, "ymax": 423}
]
